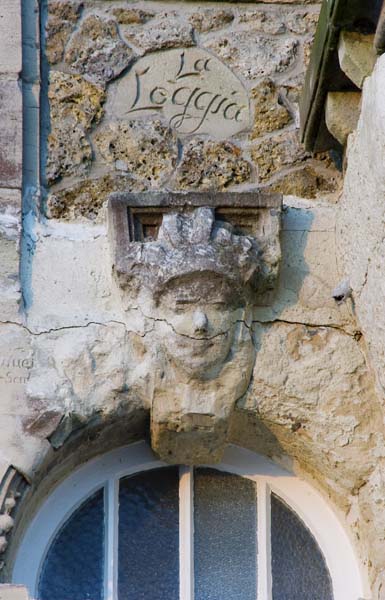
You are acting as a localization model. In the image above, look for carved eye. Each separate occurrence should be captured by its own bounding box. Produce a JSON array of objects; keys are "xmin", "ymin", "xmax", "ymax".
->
[
  {"xmin": 175, "ymin": 298, "xmax": 197, "ymax": 311},
  {"xmin": 209, "ymin": 301, "xmax": 227, "ymax": 309}
]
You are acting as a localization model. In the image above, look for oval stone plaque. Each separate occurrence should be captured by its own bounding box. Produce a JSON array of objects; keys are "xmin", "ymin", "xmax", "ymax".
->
[{"xmin": 111, "ymin": 48, "xmax": 251, "ymax": 138}]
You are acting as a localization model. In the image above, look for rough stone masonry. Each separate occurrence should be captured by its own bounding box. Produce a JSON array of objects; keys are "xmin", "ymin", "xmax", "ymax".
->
[{"xmin": 1, "ymin": 0, "xmax": 385, "ymax": 598}]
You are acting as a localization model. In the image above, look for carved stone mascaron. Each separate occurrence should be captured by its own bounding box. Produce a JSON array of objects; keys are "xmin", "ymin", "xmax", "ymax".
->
[{"xmin": 108, "ymin": 192, "xmax": 282, "ymax": 463}]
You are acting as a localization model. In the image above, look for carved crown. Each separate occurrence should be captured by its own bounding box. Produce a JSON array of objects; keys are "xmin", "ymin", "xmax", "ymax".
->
[{"xmin": 108, "ymin": 192, "xmax": 282, "ymax": 305}]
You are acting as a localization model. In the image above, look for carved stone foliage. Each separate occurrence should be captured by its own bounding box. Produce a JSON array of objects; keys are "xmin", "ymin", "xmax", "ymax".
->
[{"xmin": 109, "ymin": 192, "xmax": 281, "ymax": 463}]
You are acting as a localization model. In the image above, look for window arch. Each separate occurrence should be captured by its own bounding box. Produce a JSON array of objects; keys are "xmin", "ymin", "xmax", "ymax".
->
[{"xmin": 13, "ymin": 442, "xmax": 366, "ymax": 599}]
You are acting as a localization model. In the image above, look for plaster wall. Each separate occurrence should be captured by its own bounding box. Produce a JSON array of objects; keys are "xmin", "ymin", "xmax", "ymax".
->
[
  {"xmin": 0, "ymin": 0, "xmax": 383, "ymax": 598},
  {"xmin": 338, "ymin": 53, "xmax": 385, "ymax": 598}
]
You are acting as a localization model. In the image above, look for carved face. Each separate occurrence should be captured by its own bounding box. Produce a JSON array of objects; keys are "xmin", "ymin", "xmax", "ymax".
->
[{"xmin": 154, "ymin": 274, "xmax": 246, "ymax": 378}]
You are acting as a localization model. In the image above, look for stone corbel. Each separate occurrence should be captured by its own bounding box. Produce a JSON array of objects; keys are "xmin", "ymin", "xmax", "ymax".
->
[
  {"xmin": 325, "ymin": 32, "xmax": 376, "ymax": 147},
  {"xmin": 108, "ymin": 191, "xmax": 282, "ymax": 464}
]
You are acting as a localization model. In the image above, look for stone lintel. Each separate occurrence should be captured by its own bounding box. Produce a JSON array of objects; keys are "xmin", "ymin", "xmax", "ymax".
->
[
  {"xmin": 109, "ymin": 191, "xmax": 282, "ymax": 210},
  {"xmin": 338, "ymin": 31, "xmax": 376, "ymax": 89},
  {"xmin": 325, "ymin": 91, "xmax": 361, "ymax": 146}
]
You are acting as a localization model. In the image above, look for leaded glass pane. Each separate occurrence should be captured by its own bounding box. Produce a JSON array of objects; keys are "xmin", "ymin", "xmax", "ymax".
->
[
  {"xmin": 38, "ymin": 488, "xmax": 104, "ymax": 600},
  {"xmin": 118, "ymin": 467, "xmax": 179, "ymax": 600},
  {"xmin": 194, "ymin": 468, "xmax": 258, "ymax": 600},
  {"xmin": 271, "ymin": 493, "xmax": 334, "ymax": 600}
]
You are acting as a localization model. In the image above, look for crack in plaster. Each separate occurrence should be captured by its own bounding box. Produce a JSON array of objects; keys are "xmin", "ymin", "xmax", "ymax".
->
[
  {"xmin": 251, "ymin": 317, "xmax": 358, "ymax": 338},
  {"xmin": 0, "ymin": 315, "xmax": 357, "ymax": 340}
]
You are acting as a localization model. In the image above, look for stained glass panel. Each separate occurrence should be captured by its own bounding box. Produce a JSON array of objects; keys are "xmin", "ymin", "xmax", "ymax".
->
[
  {"xmin": 39, "ymin": 488, "xmax": 104, "ymax": 600},
  {"xmin": 271, "ymin": 493, "xmax": 334, "ymax": 600},
  {"xmin": 118, "ymin": 467, "xmax": 179, "ymax": 600},
  {"xmin": 194, "ymin": 468, "xmax": 258, "ymax": 600}
]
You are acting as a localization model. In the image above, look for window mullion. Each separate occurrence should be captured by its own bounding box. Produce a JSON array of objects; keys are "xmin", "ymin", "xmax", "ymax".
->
[
  {"xmin": 105, "ymin": 477, "xmax": 119, "ymax": 600},
  {"xmin": 257, "ymin": 480, "xmax": 272, "ymax": 600},
  {"xmin": 179, "ymin": 466, "xmax": 194, "ymax": 600}
]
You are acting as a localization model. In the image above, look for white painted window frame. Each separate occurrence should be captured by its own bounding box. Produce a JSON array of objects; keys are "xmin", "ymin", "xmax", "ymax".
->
[{"xmin": 13, "ymin": 442, "xmax": 368, "ymax": 600}]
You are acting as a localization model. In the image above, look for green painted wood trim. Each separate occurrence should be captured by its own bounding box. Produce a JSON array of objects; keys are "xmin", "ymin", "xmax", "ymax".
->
[{"xmin": 375, "ymin": 1, "xmax": 385, "ymax": 53}]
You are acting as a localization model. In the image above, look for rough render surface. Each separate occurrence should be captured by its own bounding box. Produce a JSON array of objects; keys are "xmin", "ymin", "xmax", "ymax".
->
[
  {"xmin": 0, "ymin": 0, "xmax": 384, "ymax": 598},
  {"xmin": 337, "ymin": 53, "xmax": 385, "ymax": 596}
]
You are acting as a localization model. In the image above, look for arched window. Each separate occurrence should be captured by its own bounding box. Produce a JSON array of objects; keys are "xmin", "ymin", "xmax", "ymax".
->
[{"xmin": 13, "ymin": 443, "xmax": 366, "ymax": 600}]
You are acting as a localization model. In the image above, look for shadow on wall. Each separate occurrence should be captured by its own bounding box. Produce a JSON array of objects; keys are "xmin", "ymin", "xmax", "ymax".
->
[{"xmin": 230, "ymin": 204, "xmax": 313, "ymax": 464}]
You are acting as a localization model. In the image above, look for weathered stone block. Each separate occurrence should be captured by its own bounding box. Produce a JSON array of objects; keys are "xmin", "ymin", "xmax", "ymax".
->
[
  {"xmin": 188, "ymin": 9, "xmax": 234, "ymax": 33},
  {"xmin": 122, "ymin": 14, "xmax": 194, "ymax": 55},
  {"xmin": 109, "ymin": 7, "xmax": 154, "ymax": 25},
  {"xmin": 237, "ymin": 7, "xmax": 319, "ymax": 36},
  {"xmin": 251, "ymin": 130, "xmax": 307, "ymax": 182},
  {"xmin": 46, "ymin": 71, "xmax": 105, "ymax": 183},
  {"xmin": 94, "ymin": 120, "xmax": 178, "ymax": 185},
  {"xmin": 64, "ymin": 15, "xmax": 134, "ymax": 85},
  {"xmin": 49, "ymin": 70, "xmax": 105, "ymax": 128},
  {"xmin": 45, "ymin": 0, "xmax": 83, "ymax": 65},
  {"xmin": 0, "ymin": 81, "xmax": 22, "ymax": 189},
  {"xmin": 204, "ymin": 32, "xmax": 298, "ymax": 80},
  {"xmin": 325, "ymin": 91, "xmax": 361, "ymax": 146},
  {"xmin": 173, "ymin": 140, "xmax": 251, "ymax": 190},
  {"xmin": 0, "ymin": 0, "xmax": 22, "ymax": 75},
  {"xmin": 268, "ymin": 162, "xmax": 340, "ymax": 198},
  {"xmin": 285, "ymin": 9, "xmax": 319, "ymax": 35},
  {"xmin": 251, "ymin": 79, "xmax": 292, "ymax": 138},
  {"xmin": 338, "ymin": 31, "xmax": 376, "ymax": 90},
  {"xmin": 237, "ymin": 9, "xmax": 286, "ymax": 34},
  {"xmin": 46, "ymin": 174, "xmax": 147, "ymax": 220}
]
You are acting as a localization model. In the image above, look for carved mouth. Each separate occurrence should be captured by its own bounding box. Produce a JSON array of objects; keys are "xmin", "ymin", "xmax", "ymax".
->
[
  {"xmin": 167, "ymin": 331, "xmax": 232, "ymax": 363},
  {"xmin": 171, "ymin": 329, "xmax": 230, "ymax": 342},
  {"xmin": 188, "ymin": 331, "xmax": 228, "ymax": 342}
]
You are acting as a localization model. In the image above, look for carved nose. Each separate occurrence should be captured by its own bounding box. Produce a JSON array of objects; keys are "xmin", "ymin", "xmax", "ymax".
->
[{"xmin": 193, "ymin": 310, "xmax": 208, "ymax": 334}]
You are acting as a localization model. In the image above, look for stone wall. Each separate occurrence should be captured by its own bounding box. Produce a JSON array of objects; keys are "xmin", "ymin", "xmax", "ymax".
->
[
  {"xmin": 43, "ymin": 0, "xmax": 339, "ymax": 221},
  {"xmin": 1, "ymin": 1, "xmax": 385, "ymax": 598}
]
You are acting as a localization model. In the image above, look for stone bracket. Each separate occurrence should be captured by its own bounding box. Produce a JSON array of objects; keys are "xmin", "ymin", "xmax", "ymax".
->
[
  {"xmin": 107, "ymin": 191, "xmax": 282, "ymax": 464},
  {"xmin": 338, "ymin": 31, "xmax": 376, "ymax": 90},
  {"xmin": 325, "ymin": 91, "xmax": 361, "ymax": 146},
  {"xmin": 300, "ymin": 0, "xmax": 382, "ymax": 152}
]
